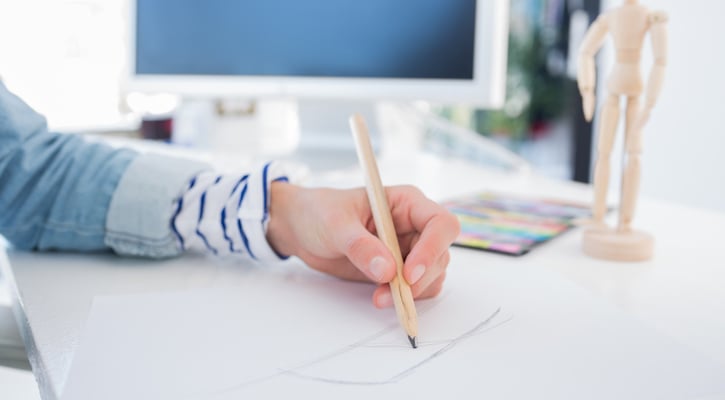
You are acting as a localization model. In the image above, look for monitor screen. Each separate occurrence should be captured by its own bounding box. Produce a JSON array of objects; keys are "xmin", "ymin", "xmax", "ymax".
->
[
  {"xmin": 128, "ymin": 0, "xmax": 508, "ymax": 106},
  {"xmin": 136, "ymin": 0, "xmax": 475, "ymax": 80}
]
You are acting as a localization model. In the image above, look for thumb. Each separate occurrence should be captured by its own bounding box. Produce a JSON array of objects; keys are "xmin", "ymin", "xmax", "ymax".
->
[{"xmin": 333, "ymin": 225, "xmax": 396, "ymax": 284}]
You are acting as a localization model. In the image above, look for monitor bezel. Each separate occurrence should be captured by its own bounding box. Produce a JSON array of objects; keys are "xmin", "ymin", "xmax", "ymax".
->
[{"xmin": 124, "ymin": 0, "xmax": 508, "ymax": 107}]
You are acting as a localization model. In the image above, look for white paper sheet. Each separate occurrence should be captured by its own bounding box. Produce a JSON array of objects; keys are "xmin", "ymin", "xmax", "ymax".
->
[{"xmin": 61, "ymin": 258, "xmax": 725, "ymax": 400}]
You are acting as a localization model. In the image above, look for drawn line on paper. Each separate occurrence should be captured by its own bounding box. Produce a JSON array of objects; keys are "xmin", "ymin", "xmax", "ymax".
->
[
  {"xmin": 202, "ymin": 318, "xmax": 409, "ymax": 398},
  {"xmin": 211, "ymin": 292, "xmax": 453, "ymax": 391},
  {"xmin": 206, "ymin": 308, "xmax": 507, "ymax": 400},
  {"xmin": 281, "ymin": 307, "xmax": 509, "ymax": 386},
  {"xmin": 203, "ymin": 293, "xmax": 508, "ymax": 398}
]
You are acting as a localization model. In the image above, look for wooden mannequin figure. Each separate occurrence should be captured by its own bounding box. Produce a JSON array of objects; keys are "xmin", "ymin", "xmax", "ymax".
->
[{"xmin": 577, "ymin": 0, "xmax": 668, "ymax": 261}]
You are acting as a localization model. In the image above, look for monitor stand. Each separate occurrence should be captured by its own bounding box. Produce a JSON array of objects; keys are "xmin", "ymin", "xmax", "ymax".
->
[
  {"xmin": 172, "ymin": 98, "xmax": 382, "ymax": 173},
  {"xmin": 285, "ymin": 99, "xmax": 382, "ymax": 172}
]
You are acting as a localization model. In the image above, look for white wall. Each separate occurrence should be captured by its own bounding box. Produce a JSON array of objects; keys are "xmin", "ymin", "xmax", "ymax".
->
[
  {"xmin": 0, "ymin": 0, "xmax": 126, "ymax": 131},
  {"xmin": 2, "ymin": 0, "xmax": 723, "ymax": 212},
  {"xmin": 599, "ymin": 0, "xmax": 725, "ymax": 213}
]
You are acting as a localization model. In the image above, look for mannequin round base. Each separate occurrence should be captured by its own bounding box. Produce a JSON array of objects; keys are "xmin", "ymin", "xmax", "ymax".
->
[{"xmin": 582, "ymin": 227, "xmax": 654, "ymax": 262}]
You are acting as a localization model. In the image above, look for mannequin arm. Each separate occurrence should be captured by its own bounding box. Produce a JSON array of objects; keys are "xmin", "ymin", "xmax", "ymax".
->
[
  {"xmin": 577, "ymin": 13, "xmax": 610, "ymax": 121},
  {"xmin": 644, "ymin": 11, "xmax": 668, "ymax": 109},
  {"xmin": 635, "ymin": 11, "xmax": 669, "ymax": 132}
]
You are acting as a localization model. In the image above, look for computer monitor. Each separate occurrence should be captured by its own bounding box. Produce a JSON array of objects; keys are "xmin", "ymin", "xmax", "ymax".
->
[{"xmin": 126, "ymin": 0, "xmax": 509, "ymax": 166}]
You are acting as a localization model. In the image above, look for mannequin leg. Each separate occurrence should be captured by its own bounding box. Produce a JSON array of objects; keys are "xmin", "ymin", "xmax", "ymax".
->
[
  {"xmin": 618, "ymin": 96, "xmax": 643, "ymax": 232},
  {"xmin": 591, "ymin": 94, "xmax": 620, "ymax": 223}
]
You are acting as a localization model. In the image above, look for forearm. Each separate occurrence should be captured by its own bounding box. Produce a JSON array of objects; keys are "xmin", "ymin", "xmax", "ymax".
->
[
  {"xmin": 0, "ymin": 81, "xmax": 296, "ymax": 260},
  {"xmin": 644, "ymin": 12, "xmax": 668, "ymax": 110},
  {"xmin": 0, "ymin": 81, "xmax": 207, "ymax": 256},
  {"xmin": 577, "ymin": 56, "xmax": 596, "ymax": 93},
  {"xmin": 577, "ymin": 14, "xmax": 609, "ymax": 93},
  {"xmin": 0, "ymin": 83, "xmax": 136, "ymax": 251},
  {"xmin": 0, "ymin": 132, "xmax": 137, "ymax": 251},
  {"xmin": 643, "ymin": 64, "xmax": 665, "ymax": 110}
]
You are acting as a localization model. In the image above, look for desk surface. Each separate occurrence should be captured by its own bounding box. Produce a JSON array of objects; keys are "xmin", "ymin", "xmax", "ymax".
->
[{"xmin": 4, "ymin": 151, "xmax": 725, "ymax": 400}]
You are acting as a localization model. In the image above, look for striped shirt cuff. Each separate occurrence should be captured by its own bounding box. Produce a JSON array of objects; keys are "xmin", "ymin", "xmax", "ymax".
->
[{"xmin": 172, "ymin": 161, "xmax": 300, "ymax": 263}]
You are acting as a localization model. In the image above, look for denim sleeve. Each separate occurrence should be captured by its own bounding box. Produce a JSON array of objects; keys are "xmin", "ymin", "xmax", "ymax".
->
[
  {"xmin": 104, "ymin": 153, "xmax": 211, "ymax": 258},
  {"xmin": 0, "ymin": 81, "xmax": 213, "ymax": 257},
  {"xmin": 0, "ymin": 81, "xmax": 137, "ymax": 252}
]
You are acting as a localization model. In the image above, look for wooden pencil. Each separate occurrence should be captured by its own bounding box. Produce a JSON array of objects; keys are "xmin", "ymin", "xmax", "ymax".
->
[{"xmin": 349, "ymin": 113, "xmax": 419, "ymax": 348}]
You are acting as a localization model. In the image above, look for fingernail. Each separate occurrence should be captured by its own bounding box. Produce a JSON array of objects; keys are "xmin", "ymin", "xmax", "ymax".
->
[
  {"xmin": 369, "ymin": 256, "xmax": 388, "ymax": 282},
  {"xmin": 377, "ymin": 292, "xmax": 393, "ymax": 308},
  {"xmin": 409, "ymin": 264, "xmax": 426, "ymax": 284}
]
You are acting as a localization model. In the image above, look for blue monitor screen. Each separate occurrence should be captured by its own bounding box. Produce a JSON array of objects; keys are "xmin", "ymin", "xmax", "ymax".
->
[{"xmin": 135, "ymin": 0, "xmax": 476, "ymax": 80}]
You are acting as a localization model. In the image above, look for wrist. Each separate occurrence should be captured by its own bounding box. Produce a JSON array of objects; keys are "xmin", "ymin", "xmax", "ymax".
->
[{"xmin": 266, "ymin": 180, "xmax": 299, "ymax": 258}]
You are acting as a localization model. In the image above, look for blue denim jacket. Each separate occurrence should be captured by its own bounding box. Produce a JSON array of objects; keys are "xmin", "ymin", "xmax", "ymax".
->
[{"xmin": 0, "ymin": 81, "xmax": 210, "ymax": 257}]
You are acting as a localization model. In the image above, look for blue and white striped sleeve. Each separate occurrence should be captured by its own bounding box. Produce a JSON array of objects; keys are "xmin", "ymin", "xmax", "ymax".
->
[{"xmin": 171, "ymin": 161, "xmax": 296, "ymax": 262}]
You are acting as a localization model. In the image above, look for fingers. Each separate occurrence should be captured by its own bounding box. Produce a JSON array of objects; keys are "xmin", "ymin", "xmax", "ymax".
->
[
  {"xmin": 365, "ymin": 185, "xmax": 458, "ymax": 309},
  {"xmin": 386, "ymin": 186, "xmax": 459, "ymax": 258},
  {"xmin": 333, "ymin": 185, "xmax": 458, "ymax": 287},
  {"xmin": 372, "ymin": 271, "xmax": 447, "ymax": 309},
  {"xmin": 409, "ymin": 250, "xmax": 450, "ymax": 297},
  {"xmin": 333, "ymin": 224, "xmax": 397, "ymax": 284},
  {"xmin": 310, "ymin": 185, "xmax": 457, "ymax": 304},
  {"xmin": 372, "ymin": 285, "xmax": 393, "ymax": 309},
  {"xmin": 372, "ymin": 249, "xmax": 450, "ymax": 309},
  {"xmin": 416, "ymin": 271, "xmax": 446, "ymax": 299},
  {"xmin": 299, "ymin": 253, "xmax": 370, "ymax": 283},
  {"xmin": 401, "ymin": 211, "xmax": 458, "ymax": 288}
]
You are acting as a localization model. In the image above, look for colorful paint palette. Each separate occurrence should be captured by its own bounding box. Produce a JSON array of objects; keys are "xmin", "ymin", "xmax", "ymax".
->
[{"xmin": 442, "ymin": 192, "xmax": 591, "ymax": 256}]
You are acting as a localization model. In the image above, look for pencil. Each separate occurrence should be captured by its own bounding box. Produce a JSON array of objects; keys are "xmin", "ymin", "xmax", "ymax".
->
[{"xmin": 349, "ymin": 113, "xmax": 419, "ymax": 349}]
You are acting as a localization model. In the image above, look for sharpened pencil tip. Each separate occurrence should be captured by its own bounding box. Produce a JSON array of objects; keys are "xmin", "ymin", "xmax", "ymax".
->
[{"xmin": 408, "ymin": 335, "xmax": 418, "ymax": 349}]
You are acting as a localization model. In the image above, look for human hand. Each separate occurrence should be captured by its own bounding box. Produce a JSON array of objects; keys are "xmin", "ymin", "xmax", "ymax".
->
[{"xmin": 266, "ymin": 182, "xmax": 461, "ymax": 308}]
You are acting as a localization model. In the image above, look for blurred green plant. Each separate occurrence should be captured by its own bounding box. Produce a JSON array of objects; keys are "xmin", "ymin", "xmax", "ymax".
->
[{"xmin": 439, "ymin": 0, "xmax": 568, "ymax": 143}]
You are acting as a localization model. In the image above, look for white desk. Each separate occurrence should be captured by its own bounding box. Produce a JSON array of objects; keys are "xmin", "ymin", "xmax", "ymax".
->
[{"xmin": 3, "ymin": 152, "xmax": 725, "ymax": 400}]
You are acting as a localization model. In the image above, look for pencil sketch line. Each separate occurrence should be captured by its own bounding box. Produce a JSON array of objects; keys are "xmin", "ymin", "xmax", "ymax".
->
[
  {"xmin": 384, "ymin": 307, "xmax": 506, "ymax": 383},
  {"xmin": 279, "ymin": 307, "xmax": 510, "ymax": 386},
  {"xmin": 287, "ymin": 321, "xmax": 399, "ymax": 368},
  {"xmin": 276, "ymin": 292, "xmax": 454, "ymax": 371},
  {"xmin": 205, "ymin": 321, "xmax": 402, "ymax": 397},
  {"xmin": 278, "ymin": 369, "xmax": 396, "ymax": 386},
  {"xmin": 359, "ymin": 316, "xmax": 508, "ymax": 350},
  {"xmin": 204, "ymin": 292, "xmax": 474, "ymax": 397}
]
